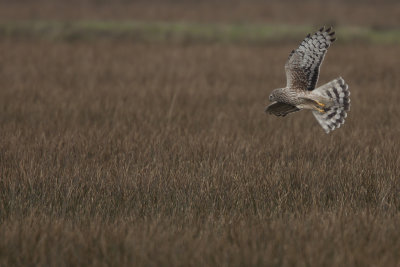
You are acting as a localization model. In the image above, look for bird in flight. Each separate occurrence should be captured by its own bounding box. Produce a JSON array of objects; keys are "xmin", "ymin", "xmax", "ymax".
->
[{"xmin": 265, "ymin": 26, "xmax": 350, "ymax": 133}]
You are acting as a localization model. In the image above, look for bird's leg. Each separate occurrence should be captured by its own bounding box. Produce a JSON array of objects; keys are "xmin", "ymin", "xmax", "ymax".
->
[
  {"xmin": 302, "ymin": 98, "xmax": 327, "ymax": 113},
  {"xmin": 313, "ymin": 100, "xmax": 326, "ymax": 113}
]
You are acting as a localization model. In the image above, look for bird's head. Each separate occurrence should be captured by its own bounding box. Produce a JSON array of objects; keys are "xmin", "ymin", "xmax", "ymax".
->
[{"xmin": 269, "ymin": 88, "xmax": 284, "ymax": 102}]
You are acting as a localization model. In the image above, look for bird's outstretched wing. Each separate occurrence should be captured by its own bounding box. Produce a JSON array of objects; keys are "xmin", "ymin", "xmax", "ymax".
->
[
  {"xmin": 265, "ymin": 102, "xmax": 300, "ymax": 117},
  {"xmin": 285, "ymin": 26, "xmax": 336, "ymax": 91}
]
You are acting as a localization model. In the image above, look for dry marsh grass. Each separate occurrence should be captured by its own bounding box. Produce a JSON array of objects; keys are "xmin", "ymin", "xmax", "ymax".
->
[{"xmin": 0, "ymin": 41, "xmax": 400, "ymax": 266}]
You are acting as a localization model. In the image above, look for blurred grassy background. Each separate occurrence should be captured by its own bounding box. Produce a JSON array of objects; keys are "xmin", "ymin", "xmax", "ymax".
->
[
  {"xmin": 0, "ymin": 21, "xmax": 399, "ymax": 44},
  {"xmin": 1, "ymin": 0, "xmax": 399, "ymax": 27},
  {"xmin": 0, "ymin": 0, "xmax": 399, "ymax": 44},
  {"xmin": 1, "ymin": 1, "xmax": 400, "ymax": 266}
]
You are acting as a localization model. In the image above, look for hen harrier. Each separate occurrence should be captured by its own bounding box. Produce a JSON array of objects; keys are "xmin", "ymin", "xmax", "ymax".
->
[{"xmin": 265, "ymin": 26, "xmax": 350, "ymax": 133}]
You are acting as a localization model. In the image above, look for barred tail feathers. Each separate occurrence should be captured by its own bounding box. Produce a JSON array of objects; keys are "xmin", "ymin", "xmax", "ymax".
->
[{"xmin": 312, "ymin": 78, "xmax": 350, "ymax": 133}]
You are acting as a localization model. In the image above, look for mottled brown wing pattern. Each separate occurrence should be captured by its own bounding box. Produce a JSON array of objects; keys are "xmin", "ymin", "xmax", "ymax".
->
[
  {"xmin": 285, "ymin": 26, "xmax": 336, "ymax": 91},
  {"xmin": 265, "ymin": 102, "xmax": 300, "ymax": 117}
]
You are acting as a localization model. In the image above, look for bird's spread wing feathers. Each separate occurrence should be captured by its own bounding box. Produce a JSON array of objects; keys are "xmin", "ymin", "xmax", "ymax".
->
[
  {"xmin": 285, "ymin": 26, "xmax": 336, "ymax": 91},
  {"xmin": 265, "ymin": 102, "xmax": 300, "ymax": 117}
]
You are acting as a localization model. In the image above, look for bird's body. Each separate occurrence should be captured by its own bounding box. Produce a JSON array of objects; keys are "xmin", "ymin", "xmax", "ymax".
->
[
  {"xmin": 270, "ymin": 88, "xmax": 312, "ymax": 107},
  {"xmin": 265, "ymin": 26, "xmax": 350, "ymax": 133}
]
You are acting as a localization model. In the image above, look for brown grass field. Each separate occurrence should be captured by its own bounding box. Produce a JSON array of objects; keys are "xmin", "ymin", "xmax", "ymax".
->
[{"xmin": 1, "ymin": 1, "xmax": 400, "ymax": 266}]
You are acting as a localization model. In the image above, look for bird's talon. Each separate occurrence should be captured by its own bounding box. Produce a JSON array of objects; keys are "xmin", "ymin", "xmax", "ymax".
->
[{"xmin": 316, "ymin": 101, "xmax": 325, "ymax": 107}]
